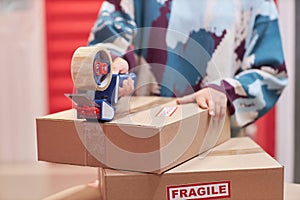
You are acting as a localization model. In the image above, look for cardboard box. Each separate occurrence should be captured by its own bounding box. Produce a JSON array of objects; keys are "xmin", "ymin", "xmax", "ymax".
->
[
  {"xmin": 37, "ymin": 96, "xmax": 230, "ymax": 173},
  {"xmin": 98, "ymin": 137, "xmax": 284, "ymax": 200}
]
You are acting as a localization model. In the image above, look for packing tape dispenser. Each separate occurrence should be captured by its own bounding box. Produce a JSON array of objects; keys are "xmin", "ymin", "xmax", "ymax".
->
[{"xmin": 66, "ymin": 45, "xmax": 136, "ymax": 121}]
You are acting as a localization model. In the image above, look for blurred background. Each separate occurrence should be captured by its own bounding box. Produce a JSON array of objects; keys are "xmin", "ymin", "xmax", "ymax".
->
[{"xmin": 0, "ymin": 0, "xmax": 298, "ymax": 199}]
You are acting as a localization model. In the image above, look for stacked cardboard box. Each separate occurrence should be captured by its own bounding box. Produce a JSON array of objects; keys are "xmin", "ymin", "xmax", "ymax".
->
[
  {"xmin": 98, "ymin": 137, "xmax": 283, "ymax": 200},
  {"xmin": 36, "ymin": 96, "xmax": 284, "ymax": 199},
  {"xmin": 37, "ymin": 96, "xmax": 230, "ymax": 173}
]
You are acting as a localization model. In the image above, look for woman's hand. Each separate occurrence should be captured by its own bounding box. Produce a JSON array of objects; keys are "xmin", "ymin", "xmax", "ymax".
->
[
  {"xmin": 111, "ymin": 57, "xmax": 135, "ymax": 97},
  {"xmin": 176, "ymin": 87, "xmax": 227, "ymax": 120}
]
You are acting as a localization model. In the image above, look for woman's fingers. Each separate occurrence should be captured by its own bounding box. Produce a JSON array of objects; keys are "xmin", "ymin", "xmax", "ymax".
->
[
  {"xmin": 118, "ymin": 77, "xmax": 134, "ymax": 97},
  {"xmin": 111, "ymin": 57, "xmax": 129, "ymax": 74},
  {"xmin": 177, "ymin": 88, "xmax": 227, "ymax": 120}
]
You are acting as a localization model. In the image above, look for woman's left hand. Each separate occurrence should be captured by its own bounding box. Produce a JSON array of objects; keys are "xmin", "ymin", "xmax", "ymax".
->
[{"xmin": 176, "ymin": 87, "xmax": 227, "ymax": 120}]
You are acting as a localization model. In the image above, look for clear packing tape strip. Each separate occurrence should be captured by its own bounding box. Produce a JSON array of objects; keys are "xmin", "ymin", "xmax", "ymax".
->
[
  {"xmin": 74, "ymin": 96, "xmax": 228, "ymax": 172},
  {"xmin": 71, "ymin": 46, "xmax": 113, "ymax": 91},
  {"xmin": 97, "ymin": 146, "xmax": 264, "ymax": 200}
]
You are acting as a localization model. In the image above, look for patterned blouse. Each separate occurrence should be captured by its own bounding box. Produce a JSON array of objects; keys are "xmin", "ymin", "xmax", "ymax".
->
[{"xmin": 88, "ymin": 0, "xmax": 288, "ymax": 128}]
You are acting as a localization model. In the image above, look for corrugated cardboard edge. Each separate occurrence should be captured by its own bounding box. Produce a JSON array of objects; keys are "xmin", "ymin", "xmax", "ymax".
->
[
  {"xmin": 114, "ymin": 96, "xmax": 175, "ymax": 120},
  {"xmin": 100, "ymin": 168, "xmax": 284, "ymax": 200},
  {"xmin": 36, "ymin": 97, "xmax": 230, "ymax": 173},
  {"xmin": 98, "ymin": 167, "xmax": 107, "ymax": 200},
  {"xmin": 157, "ymin": 112, "xmax": 231, "ymax": 173},
  {"xmin": 36, "ymin": 109, "xmax": 230, "ymax": 172},
  {"xmin": 36, "ymin": 117, "xmax": 89, "ymax": 166},
  {"xmin": 98, "ymin": 137, "xmax": 284, "ymax": 200}
]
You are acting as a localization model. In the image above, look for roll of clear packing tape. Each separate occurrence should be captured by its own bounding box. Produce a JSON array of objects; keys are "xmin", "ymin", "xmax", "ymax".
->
[{"xmin": 71, "ymin": 46, "xmax": 113, "ymax": 91}]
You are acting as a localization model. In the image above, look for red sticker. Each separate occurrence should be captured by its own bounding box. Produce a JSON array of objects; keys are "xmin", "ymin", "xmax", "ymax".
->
[
  {"xmin": 156, "ymin": 106, "xmax": 178, "ymax": 117},
  {"xmin": 167, "ymin": 181, "xmax": 231, "ymax": 200}
]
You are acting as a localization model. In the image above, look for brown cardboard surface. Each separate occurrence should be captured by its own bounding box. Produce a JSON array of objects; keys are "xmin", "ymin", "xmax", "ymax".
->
[
  {"xmin": 37, "ymin": 96, "xmax": 230, "ymax": 174},
  {"xmin": 99, "ymin": 137, "xmax": 284, "ymax": 200}
]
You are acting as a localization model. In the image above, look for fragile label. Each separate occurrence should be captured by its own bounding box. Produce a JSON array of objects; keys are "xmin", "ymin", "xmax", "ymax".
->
[
  {"xmin": 167, "ymin": 181, "xmax": 230, "ymax": 200},
  {"xmin": 156, "ymin": 106, "xmax": 178, "ymax": 117}
]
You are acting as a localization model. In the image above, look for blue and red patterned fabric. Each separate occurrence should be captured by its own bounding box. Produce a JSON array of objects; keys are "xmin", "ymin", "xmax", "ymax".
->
[{"xmin": 88, "ymin": 0, "xmax": 287, "ymax": 129}]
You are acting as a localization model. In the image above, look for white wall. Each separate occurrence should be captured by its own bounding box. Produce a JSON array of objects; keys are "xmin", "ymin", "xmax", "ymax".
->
[
  {"xmin": 0, "ymin": 0, "xmax": 47, "ymax": 162},
  {"xmin": 276, "ymin": 0, "xmax": 295, "ymax": 183}
]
